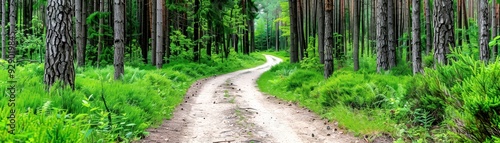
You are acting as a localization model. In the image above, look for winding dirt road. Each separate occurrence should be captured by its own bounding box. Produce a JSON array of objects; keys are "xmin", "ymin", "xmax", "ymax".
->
[{"xmin": 140, "ymin": 55, "xmax": 361, "ymax": 143}]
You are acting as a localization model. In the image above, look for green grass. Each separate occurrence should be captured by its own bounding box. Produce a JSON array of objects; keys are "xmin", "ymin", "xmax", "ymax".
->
[{"xmin": 0, "ymin": 52, "xmax": 266, "ymax": 142}]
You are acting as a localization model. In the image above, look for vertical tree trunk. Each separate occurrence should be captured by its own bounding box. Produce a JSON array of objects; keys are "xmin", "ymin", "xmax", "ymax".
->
[
  {"xmin": 193, "ymin": 0, "xmax": 200, "ymax": 62},
  {"xmin": 276, "ymin": 12, "xmax": 280, "ymax": 51},
  {"xmin": 289, "ymin": 0, "xmax": 299, "ymax": 63},
  {"xmin": 75, "ymin": 0, "xmax": 84, "ymax": 67},
  {"xmin": 98, "ymin": 0, "xmax": 104, "ymax": 67},
  {"xmin": 425, "ymin": 0, "xmax": 432, "ymax": 55},
  {"xmin": 377, "ymin": 0, "xmax": 389, "ymax": 73},
  {"xmin": 387, "ymin": 0, "xmax": 396, "ymax": 67},
  {"xmin": 1, "ymin": 0, "xmax": 5, "ymax": 59},
  {"xmin": 324, "ymin": 0, "xmax": 334, "ymax": 78},
  {"xmin": 150, "ymin": 0, "xmax": 156, "ymax": 66},
  {"xmin": 139, "ymin": 0, "xmax": 149, "ymax": 63},
  {"xmin": 156, "ymin": 0, "xmax": 163, "ymax": 68},
  {"xmin": 462, "ymin": 0, "xmax": 471, "ymax": 45},
  {"xmin": 113, "ymin": 0, "xmax": 125, "ymax": 79},
  {"xmin": 353, "ymin": 0, "xmax": 360, "ymax": 71},
  {"xmin": 45, "ymin": 0, "xmax": 75, "ymax": 89},
  {"xmin": 492, "ymin": 2, "xmax": 497, "ymax": 60},
  {"xmin": 412, "ymin": 0, "xmax": 422, "ymax": 74},
  {"xmin": 317, "ymin": 0, "xmax": 325, "ymax": 64},
  {"xmin": 433, "ymin": 0, "xmax": 454, "ymax": 65},
  {"xmin": 479, "ymin": 0, "xmax": 490, "ymax": 63}
]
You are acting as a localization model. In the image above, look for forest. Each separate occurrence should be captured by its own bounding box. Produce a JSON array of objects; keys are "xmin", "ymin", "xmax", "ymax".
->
[{"xmin": 0, "ymin": 0, "xmax": 500, "ymax": 142}]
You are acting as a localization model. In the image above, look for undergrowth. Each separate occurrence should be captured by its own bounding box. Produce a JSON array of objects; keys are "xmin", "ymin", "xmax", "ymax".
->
[{"xmin": 0, "ymin": 53, "xmax": 265, "ymax": 142}]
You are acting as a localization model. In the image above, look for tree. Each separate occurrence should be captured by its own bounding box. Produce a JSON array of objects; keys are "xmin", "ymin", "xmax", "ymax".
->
[
  {"xmin": 377, "ymin": 0, "xmax": 389, "ymax": 72},
  {"xmin": 1, "ymin": 0, "xmax": 5, "ymax": 59},
  {"xmin": 75, "ymin": 0, "xmax": 85, "ymax": 67},
  {"xmin": 317, "ymin": 0, "xmax": 325, "ymax": 64},
  {"xmin": 113, "ymin": 0, "xmax": 125, "ymax": 79},
  {"xmin": 412, "ymin": 0, "xmax": 422, "ymax": 74},
  {"xmin": 156, "ymin": 0, "xmax": 164, "ymax": 68},
  {"xmin": 193, "ymin": 0, "xmax": 200, "ymax": 62},
  {"xmin": 289, "ymin": 0, "xmax": 299, "ymax": 63},
  {"xmin": 387, "ymin": 0, "xmax": 396, "ymax": 67},
  {"xmin": 479, "ymin": 0, "xmax": 490, "ymax": 63},
  {"xmin": 425, "ymin": 0, "xmax": 432, "ymax": 55},
  {"xmin": 353, "ymin": 0, "xmax": 360, "ymax": 71},
  {"xmin": 324, "ymin": 0, "xmax": 333, "ymax": 78},
  {"xmin": 44, "ymin": 0, "xmax": 75, "ymax": 89},
  {"xmin": 433, "ymin": 0, "xmax": 454, "ymax": 65}
]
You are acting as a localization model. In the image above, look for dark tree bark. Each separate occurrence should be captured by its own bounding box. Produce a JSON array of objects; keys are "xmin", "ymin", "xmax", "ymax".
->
[
  {"xmin": 317, "ymin": 0, "xmax": 325, "ymax": 64},
  {"xmin": 412, "ymin": 0, "xmax": 422, "ymax": 74},
  {"xmin": 479, "ymin": 0, "xmax": 490, "ymax": 63},
  {"xmin": 113, "ymin": 0, "xmax": 125, "ymax": 79},
  {"xmin": 387, "ymin": 0, "xmax": 396, "ymax": 67},
  {"xmin": 377, "ymin": 0, "xmax": 389, "ymax": 72},
  {"xmin": 76, "ymin": 0, "xmax": 84, "ymax": 67},
  {"xmin": 44, "ymin": 0, "xmax": 75, "ymax": 89},
  {"xmin": 324, "ymin": 0, "xmax": 334, "ymax": 78},
  {"xmin": 98, "ymin": 0, "xmax": 104, "ymax": 67},
  {"xmin": 193, "ymin": 0, "xmax": 200, "ymax": 62},
  {"xmin": 151, "ymin": 0, "xmax": 156, "ymax": 66},
  {"xmin": 1, "ymin": 0, "xmax": 5, "ymax": 59},
  {"xmin": 353, "ymin": 0, "xmax": 360, "ymax": 71},
  {"xmin": 433, "ymin": 0, "xmax": 455, "ymax": 65},
  {"xmin": 289, "ymin": 0, "xmax": 299, "ymax": 63},
  {"xmin": 139, "ymin": 0, "xmax": 149, "ymax": 64},
  {"xmin": 425, "ymin": 0, "xmax": 432, "ymax": 55}
]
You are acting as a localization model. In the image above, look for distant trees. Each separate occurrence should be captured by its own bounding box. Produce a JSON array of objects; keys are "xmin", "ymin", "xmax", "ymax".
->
[{"xmin": 44, "ymin": 0, "xmax": 75, "ymax": 89}]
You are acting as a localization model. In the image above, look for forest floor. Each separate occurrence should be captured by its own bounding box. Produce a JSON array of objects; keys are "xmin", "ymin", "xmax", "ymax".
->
[{"xmin": 139, "ymin": 55, "xmax": 362, "ymax": 143}]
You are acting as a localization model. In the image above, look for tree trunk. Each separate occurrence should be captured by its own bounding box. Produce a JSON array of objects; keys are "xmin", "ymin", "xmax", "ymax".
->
[
  {"xmin": 425, "ymin": 0, "xmax": 432, "ymax": 55},
  {"xmin": 377, "ymin": 0, "xmax": 389, "ymax": 72},
  {"xmin": 140, "ymin": 0, "xmax": 149, "ymax": 64},
  {"xmin": 113, "ymin": 0, "xmax": 125, "ymax": 79},
  {"xmin": 276, "ymin": 17, "xmax": 280, "ymax": 51},
  {"xmin": 44, "ymin": 0, "xmax": 75, "ymax": 89},
  {"xmin": 433, "ymin": 0, "xmax": 454, "ymax": 65},
  {"xmin": 324, "ymin": 0, "xmax": 334, "ymax": 78},
  {"xmin": 98, "ymin": 0, "xmax": 104, "ymax": 67},
  {"xmin": 150, "ymin": 0, "xmax": 156, "ymax": 66},
  {"xmin": 1, "ymin": 0, "xmax": 5, "ymax": 59},
  {"xmin": 479, "ymin": 0, "xmax": 490, "ymax": 63},
  {"xmin": 388, "ymin": 0, "xmax": 396, "ymax": 67},
  {"xmin": 317, "ymin": 0, "xmax": 325, "ymax": 64},
  {"xmin": 353, "ymin": 0, "xmax": 359, "ymax": 71},
  {"xmin": 289, "ymin": 0, "xmax": 299, "ymax": 63},
  {"xmin": 156, "ymin": 0, "xmax": 164, "ymax": 68},
  {"xmin": 412, "ymin": 0, "xmax": 422, "ymax": 74},
  {"xmin": 193, "ymin": 0, "xmax": 200, "ymax": 62},
  {"xmin": 75, "ymin": 0, "xmax": 84, "ymax": 67}
]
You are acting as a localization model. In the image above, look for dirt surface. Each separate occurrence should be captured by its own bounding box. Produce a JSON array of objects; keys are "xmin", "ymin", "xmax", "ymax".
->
[{"xmin": 140, "ymin": 55, "xmax": 363, "ymax": 143}]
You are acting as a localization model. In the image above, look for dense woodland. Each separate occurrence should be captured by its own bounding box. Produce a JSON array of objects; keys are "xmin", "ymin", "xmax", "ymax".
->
[{"xmin": 1, "ymin": 0, "xmax": 500, "ymax": 142}]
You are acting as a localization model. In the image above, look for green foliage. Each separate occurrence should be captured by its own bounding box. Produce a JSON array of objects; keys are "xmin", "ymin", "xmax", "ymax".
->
[{"xmin": 0, "ymin": 53, "xmax": 265, "ymax": 142}]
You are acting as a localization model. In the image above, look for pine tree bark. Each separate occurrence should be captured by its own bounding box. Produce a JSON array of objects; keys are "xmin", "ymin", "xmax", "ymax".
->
[
  {"xmin": 353, "ymin": 0, "xmax": 360, "ymax": 71},
  {"xmin": 156, "ymin": 0, "xmax": 164, "ymax": 68},
  {"xmin": 98, "ymin": 0, "xmax": 104, "ymax": 67},
  {"xmin": 113, "ymin": 0, "xmax": 125, "ymax": 79},
  {"xmin": 412, "ymin": 0, "xmax": 422, "ymax": 74},
  {"xmin": 377, "ymin": 0, "xmax": 389, "ymax": 73},
  {"xmin": 425, "ymin": 0, "xmax": 432, "ymax": 55},
  {"xmin": 433, "ymin": 0, "xmax": 454, "ymax": 65},
  {"xmin": 150, "ymin": 0, "xmax": 156, "ymax": 66},
  {"xmin": 479, "ymin": 0, "xmax": 490, "ymax": 63},
  {"xmin": 317, "ymin": 0, "xmax": 325, "ymax": 64},
  {"xmin": 1, "ymin": 0, "xmax": 5, "ymax": 59},
  {"xmin": 44, "ymin": 0, "xmax": 75, "ymax": 89},
  {"xmin": 324, "ymin": 0, "xmax": 334, "ymax": 78},
  {"xmin": 193, "ymin": 0, "xmax": 200, "ymax": 62},
  {"xmin": 75, "ymin": 0, "xmax": 84, "ymax": 67},
  {"xmin": 492, "ymin": 2, "xmax": 497, "ymax": 60},
  {"xmin": 387, "ymin": 0, "xmax": 396, "ymax": 67},
  {"xmin": 289, "ymin": 0, "xmax": 299, "ymax": 63}
]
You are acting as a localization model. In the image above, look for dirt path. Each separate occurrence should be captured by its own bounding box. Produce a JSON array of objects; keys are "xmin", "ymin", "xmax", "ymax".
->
[{"xmin": 140, "ymin": 55, "xmax": 362, "ymax": 143}]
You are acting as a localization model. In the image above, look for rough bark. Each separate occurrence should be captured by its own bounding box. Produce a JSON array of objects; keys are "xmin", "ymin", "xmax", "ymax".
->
[
  {"xmin": 289, "ymin": 0, "xmax": 299, "ymax": 63},
  {"xmin": 317, "ymin": 0, "xmax": 325, "ymax": 64},
  {"xmin": 479, "ymin": 0, "xmax": 490, "ymax": 63},
  {"xmin": 377, "ymin": 0, "xmax": 389, "ymax": 73},
  {"xmin": 113, "ymin": 0, "xmax": 125, "ymax": 79},
  {"xmin": 44, "ymin": 0, "xmax": 75, "ymax": 89},
  {"xmin": 1, "ymin": 0, "xmax": 5, "ymax": 59},
  {"xmin": 324, "ymin": 0, "xmax": 334, "ymax": 78},
  {"xmin": 425, "ymin": 0, "xmax": 432, "ymax": 55},
  {"xmin": 433, "ymin": 0, "xmax": 454, "ymax": 65},
  {"xmin": 75, "ymin": 0, "xmax": 84, "ymax": 67},
  {"xmin": 156, "ymin": 0, "xmax": 164, "ymax": 68},
  {"xmin": 492, "ymin": 2, "xmax": 497, "ymax": 60},
  {"xmin": 387, "ymin": 0, "xmax": 396, "ymax": 67},
  {"xmin": 412, "ymin": 0, "xmax": 422, "ymax": 74},
  {"xmin": 353, "ymin": 0, "xmax": 360, "ymax": 71}
]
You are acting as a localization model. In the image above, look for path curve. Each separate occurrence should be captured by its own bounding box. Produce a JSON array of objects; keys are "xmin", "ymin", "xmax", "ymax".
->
[{"xmin": 140, "ymin": 55, "xmax": 362, "ymax": 143}]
